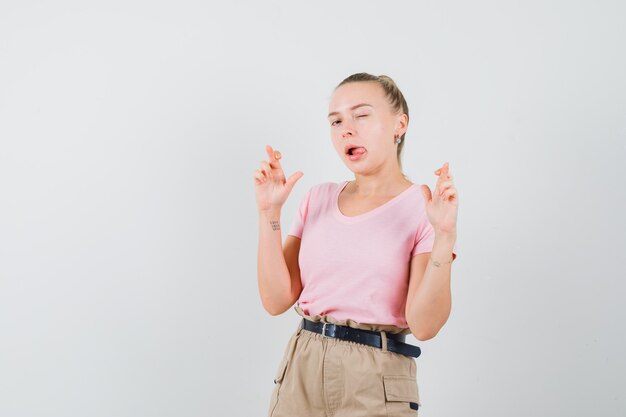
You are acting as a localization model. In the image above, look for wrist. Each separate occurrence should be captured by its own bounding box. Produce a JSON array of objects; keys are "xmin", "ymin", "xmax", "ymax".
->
[
  {"xmin": 434, "ymin": 230, "xmax": 456, "ymax": 244},
  {"xmin": 258, "ymin": 207, "xmax": 282, "ymax": 218}
]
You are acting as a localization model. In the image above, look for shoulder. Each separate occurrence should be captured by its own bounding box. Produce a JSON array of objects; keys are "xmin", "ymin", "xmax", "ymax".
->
[
  {"xmin": 303, "ymin": 181, "xmax": 345, "ymax": 197},
  {"xmin": 408, "ymin": 183, "xmax": 428, "ymax": 207},
  {"xmin": 291, "ymin": 181, "xmax": 345, "ymax": 210}
]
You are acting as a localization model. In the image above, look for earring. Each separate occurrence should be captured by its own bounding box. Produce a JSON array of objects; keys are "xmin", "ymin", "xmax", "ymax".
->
[{"xmin": 394, "ymin": 135, "xmax": 402, "ymax": 144}]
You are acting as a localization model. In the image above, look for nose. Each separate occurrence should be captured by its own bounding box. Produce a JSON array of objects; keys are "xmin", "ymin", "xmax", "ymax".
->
[{"xmin": 340, "ymin": 121, "xmax": 354, "ymax": 139}]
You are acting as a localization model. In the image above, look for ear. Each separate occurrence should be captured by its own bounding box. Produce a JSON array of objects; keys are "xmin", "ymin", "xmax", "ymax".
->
[{"xmin": 394, "ymin": 113, "xmax": 409, "ymax": 137}]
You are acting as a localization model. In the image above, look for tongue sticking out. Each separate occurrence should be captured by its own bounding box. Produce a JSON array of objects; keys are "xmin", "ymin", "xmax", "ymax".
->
[{"xmin": 351, "ymin": 147, "xmax": 367, "ymax": 155}]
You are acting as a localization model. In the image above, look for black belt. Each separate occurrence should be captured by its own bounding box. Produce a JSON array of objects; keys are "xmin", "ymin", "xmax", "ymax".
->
[{"xmin": 301, "ymin": 318, "xmax": 421, "ymax": 358}]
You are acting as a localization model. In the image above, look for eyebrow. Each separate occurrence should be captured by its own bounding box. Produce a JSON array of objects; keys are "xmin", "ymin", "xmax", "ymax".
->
[{"xmin": 327, "ymin": 103, "xmax": 373, "ymax": 118}]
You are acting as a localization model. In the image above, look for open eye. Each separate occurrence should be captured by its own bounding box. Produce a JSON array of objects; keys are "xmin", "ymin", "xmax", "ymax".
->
[{"xmin": 331, "ymin": 120, "xmax": 341, "ymax": 126}]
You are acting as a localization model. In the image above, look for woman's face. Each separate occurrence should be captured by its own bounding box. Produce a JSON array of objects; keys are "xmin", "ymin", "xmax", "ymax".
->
[{"xmin": 328, "ymin": 81, "xmax": 405, "ymax": 174}]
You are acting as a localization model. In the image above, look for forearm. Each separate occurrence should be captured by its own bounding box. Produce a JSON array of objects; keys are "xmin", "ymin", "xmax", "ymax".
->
[
  {"xmin": 406, "ymin": 233, "xmax": 456, "ymax": 340},
  {"xmin": 257, "ymin": 209, "xmax": 292, "ymax": 315}
]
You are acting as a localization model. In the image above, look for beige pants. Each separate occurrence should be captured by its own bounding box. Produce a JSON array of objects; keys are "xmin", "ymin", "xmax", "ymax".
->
[{"xmin": 267, "ymin": 306, "xmax": 421, "ymax": 417}]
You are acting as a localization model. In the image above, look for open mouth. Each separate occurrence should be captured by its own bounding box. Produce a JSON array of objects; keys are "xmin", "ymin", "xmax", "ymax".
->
[
  {"xmin": 345, "ymin": 146, "xmax": 367, "ymax": 160},
  {"xmin": 346, "ymin": 146, "xmax": 367, "ymax": 156}
]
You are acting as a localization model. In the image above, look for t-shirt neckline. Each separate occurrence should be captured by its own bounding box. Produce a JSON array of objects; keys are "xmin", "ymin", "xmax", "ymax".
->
[{"xmin": 333, "ymin": 180, "xmax": 417, "ymax": 223}]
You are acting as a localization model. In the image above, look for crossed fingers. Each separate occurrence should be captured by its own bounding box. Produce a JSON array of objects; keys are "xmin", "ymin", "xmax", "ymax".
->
[
  {"xmin": 434, "ymin": 162, "xmax": 457, "ymax": 202},
  {"xmin": 256, "ymin": 145, "xmax": 285, "ymax": 182}
]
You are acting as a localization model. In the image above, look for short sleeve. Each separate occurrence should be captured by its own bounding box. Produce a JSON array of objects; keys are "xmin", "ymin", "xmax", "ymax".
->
[
  {"xmin": 411, "ymin": 219, "xmax": 458, "ymax": 261},
  {"xmin": 287, "ymin": 187, "xmax": 311, "ymax": 239}
]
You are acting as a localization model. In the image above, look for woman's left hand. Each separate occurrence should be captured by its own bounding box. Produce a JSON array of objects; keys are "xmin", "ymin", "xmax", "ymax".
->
[{"xmin": 420, "ymin": 162, "xmax": 458, "ymax": 236}]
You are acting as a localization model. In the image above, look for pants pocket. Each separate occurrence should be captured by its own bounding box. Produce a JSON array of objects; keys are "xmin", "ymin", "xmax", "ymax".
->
[
  {"xmin": 273, "ymin": 356, "xmax": 289, "ymax": 385},
  {"xmin": 267, "ymin": 357, "xmax": 289, "ymax": 417},
  {"xmin": 267, "ymin": 327, "xmax": 301, "ymax": 417},
  {"xmin": 383, "ymin": 375, "xmax": 420, "ymax": 416}
]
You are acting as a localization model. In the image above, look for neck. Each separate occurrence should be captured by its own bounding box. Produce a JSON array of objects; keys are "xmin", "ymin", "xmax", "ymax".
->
[{"xmin": 349, "ymin": 173, "xmax": 412, "ymax": 196}]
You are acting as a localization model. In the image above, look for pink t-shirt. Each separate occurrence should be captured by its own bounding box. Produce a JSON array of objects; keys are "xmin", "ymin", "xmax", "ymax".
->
[{"xmin": 288, "ymin": 180, "xmax": 458, "ymax": 329}]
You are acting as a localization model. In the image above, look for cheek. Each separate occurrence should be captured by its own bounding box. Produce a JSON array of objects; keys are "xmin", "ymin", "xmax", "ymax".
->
[
  {"xmin": 373, "ymin": 123, "xmax": 388, "ymax": 137},
  {"xmin": 331, "ymin": 138, "xmax": 343, "ymax": 153},
  {"xmin": 367, "ymin": 125, "xmax": 390, "ymax": 147}
]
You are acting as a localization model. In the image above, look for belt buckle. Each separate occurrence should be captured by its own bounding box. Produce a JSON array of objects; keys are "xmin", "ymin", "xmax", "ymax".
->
[{"xmin": 321, "ymin": 322, "xmax": 328, "ymax": 337}]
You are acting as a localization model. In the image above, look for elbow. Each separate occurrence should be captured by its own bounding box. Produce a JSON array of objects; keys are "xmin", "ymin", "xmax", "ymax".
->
[
  {"xmin": 265, "ymin": 306, "xmax": 279, "ymax": 316},
  {"xmin": 262, "ymin": 288, "xmax": 299, "ymax": 317},
  {"xmin": 263, "ymin": 302, "xmax": 284, "ymax": 317},
  {"xmin": 262, "ymin": 298, "xmax": 292, "ymax": 317},
  {"xmin": 413, "ymin": 330, "xmax": 437, "ymax": 341},
  {"xmin": 270, "ymin": 304, "xmax": 292, "ymax": 316},
  {"xmin": 407, "ymin": 321, "xmax": 438, "ymax": 341}
]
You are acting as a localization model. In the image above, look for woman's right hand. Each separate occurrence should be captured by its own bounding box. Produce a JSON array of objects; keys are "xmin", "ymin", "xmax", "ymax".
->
[{"xmin": 254, "ymin": 145, "xmax": 304, "ymax": 213}]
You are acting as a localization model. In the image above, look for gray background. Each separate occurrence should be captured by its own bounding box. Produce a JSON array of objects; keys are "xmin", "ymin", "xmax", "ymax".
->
[{"xmin": 1, "ymin": 1, "xmax": 625, "ymax": 416}]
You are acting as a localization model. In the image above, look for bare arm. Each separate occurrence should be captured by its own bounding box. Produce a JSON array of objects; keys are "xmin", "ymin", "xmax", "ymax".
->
[
  {"xmin": 254, "ymin": 144, "xmax": 305, "ymax": 316},
  {"xmin": 257, "ymin": 210, "xmax": 303, "ymax": 316},
  {"xmin": 405, "ymin": 233, "xmax": 456, "ymax": 340},
  {"xmin": 406, "ymin": 162, "xmax": 459, "ymax": 340}
]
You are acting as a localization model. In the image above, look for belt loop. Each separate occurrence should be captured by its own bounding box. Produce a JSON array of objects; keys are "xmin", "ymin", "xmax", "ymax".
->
[{"xmin": 380, "ymin": 330, "xmax": 388, "ymax": 353}]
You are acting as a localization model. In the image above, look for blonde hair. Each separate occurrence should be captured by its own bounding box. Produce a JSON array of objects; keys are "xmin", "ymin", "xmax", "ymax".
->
[{"xmin": 335, "ymin": 73, "xmax": 410, "ymax": 178}]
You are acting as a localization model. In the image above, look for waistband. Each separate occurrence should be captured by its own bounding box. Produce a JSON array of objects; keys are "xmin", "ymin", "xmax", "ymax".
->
[
  {"xmin": 293, "ymin": 304, "xmax": 412, "ymax": 336},
  {"xmin": 300, "ymin": 318, "xmax": 421, "ymax": 358}
]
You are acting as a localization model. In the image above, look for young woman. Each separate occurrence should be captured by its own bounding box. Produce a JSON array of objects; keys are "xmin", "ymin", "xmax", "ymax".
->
[{"xmin": 254, "ymin": 73, "xmax": 459, "ymax": 417}]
